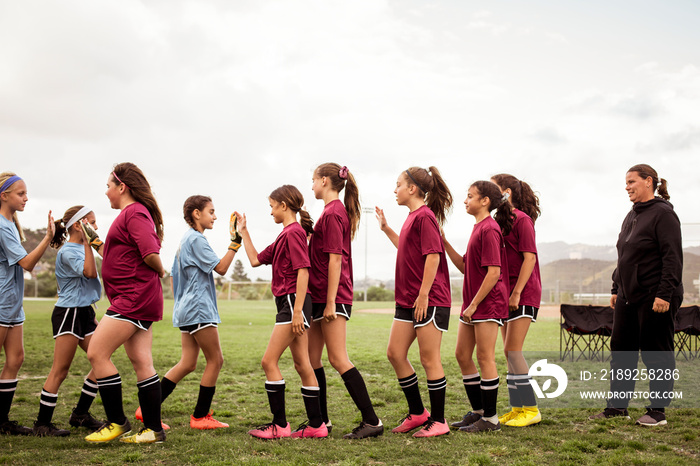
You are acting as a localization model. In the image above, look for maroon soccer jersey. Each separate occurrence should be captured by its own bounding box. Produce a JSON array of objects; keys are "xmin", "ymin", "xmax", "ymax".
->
[
  {"xmin": 308, "ymin": 199, "xmax": 353, "ymax": 305},
  {"xmin": 258, "ymin": 222, "xmax": 311, "ymax": 297},
  {"xmin": 504, "ymin": 209, "xmax": 542, "ymax": 307},
  {"xmin": 462, "ymin": 216, "xmax": 508, "ymax": 320},
  {"xmin": 395, "ymin": 205, "xmax": 451, "ymax": 309},
  {"xmin": 102, "ymin": 202, "xmax": 163, "ymax": 321}
]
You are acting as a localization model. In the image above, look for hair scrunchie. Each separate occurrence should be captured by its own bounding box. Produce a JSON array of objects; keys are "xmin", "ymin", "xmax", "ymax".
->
[{"xmin": 339, "ymin": 166, "xmax": 349, "ymax": 179}]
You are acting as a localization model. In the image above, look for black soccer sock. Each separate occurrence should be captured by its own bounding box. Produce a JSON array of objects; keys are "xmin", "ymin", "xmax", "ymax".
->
[
  {"xmin": 161, "ymin": 376, "xmax": 177, "ymax": 403},
  {"xmin": 37, "ymin": 389, "xmax": 58, "ymax": 424},
  {"xmin": 313, "ymin": 367, "xmax": 329, "ymax": 423},
  {"xmin": 193, "ymin": 385, "xmax": 216, "ymax": 419},
  {"xmin": 301, "ymin": 386, "xmax": 323, "ymax": 428},
  {"xmin": 506, "ymin": 373, "xmax": 521, "ymax": 408},
  {"xmin": 265, "ymin": 380, "xmax": 286, "ymax": 427},
  {"xmin": 97, "ymin": 374, "xmax": 127, "ymax": 425},
  {"xmin": 515, "ymin": 373, "xmax": 537, "ymax": 407},
  {"xmin": 398, "ymin": 373, "xmax": 424, "ymax": 415},
  {"xmin": 462, "ymin": 373, "xmax": 483, "ymax": 411},
  {"xmin": 0, "ymin": 379, "xmax": 18, "ymax": 422},
  {"xmin": 74, "ymin": 378, "xmax": 98, "ymax": 415},
  {"xmin": 137, "ymin": 374, "xmax": 162, "ymax": 432},
  {"xmin": 341, "ymin": 367, "xmax": 379, "ymax": 425},
  {"xmin": 427, "ymin": 377, "xmax": 447, "ymax": 423},
  {"xmin": 481, "ymin": 377, "xmax": 499, "ymax": 418}
]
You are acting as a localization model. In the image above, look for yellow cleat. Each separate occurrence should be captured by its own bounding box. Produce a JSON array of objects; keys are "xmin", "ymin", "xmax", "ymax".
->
[
  {"xmin": 498, "ymin": 407, "xmax": 522, "ymax": 424},
  {"xmin": 85, "ymin": 420, "xmax": 131, "ymax": 443},
  {"xmin": 120, "ymin": 427, "xmax": 166, "ymax": 444},
  {"xmin": 505, "ymin": 407, "xmax": 541, "ymax": 427}
]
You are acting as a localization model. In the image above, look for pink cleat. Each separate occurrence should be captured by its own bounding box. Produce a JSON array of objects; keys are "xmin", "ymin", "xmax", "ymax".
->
[
  {"xmin": 291, "ymin": 422, "xmax": 329, "ymax": 438},
  {"xmin": 412, "ymin": 418, "xmax": 450, "ymax": 438},
  {"xmin": 391, "ymin": 409, "xmax": 430, "ymax": 433},
  {"xmin": 134, "ymin": 406, "xmax": 170, "ymax": 431},
  {"xmin": 248, "ymin": 422, "xmax": 291, "ymax": 440}
]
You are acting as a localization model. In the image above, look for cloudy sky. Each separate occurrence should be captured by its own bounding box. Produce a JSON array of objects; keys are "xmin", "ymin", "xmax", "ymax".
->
[{"xmin": 2, "ymin": 0, "xmax": 699, "ymax": 281}]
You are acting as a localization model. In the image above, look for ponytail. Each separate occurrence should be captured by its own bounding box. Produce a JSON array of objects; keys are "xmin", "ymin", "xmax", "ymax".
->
[
  {"xmin": 112, "ymin": 162, "xmax": 164, "ymax": 241},
  {"xmin": 269, "ymin": 185, "xmax": 314, "ymax": 236},
  {"xmin": 0, "ymin": 171, "xmax": 26, "ymax": 242},
  {"xmin": 51, "ymin": 205, "xmax": 87, "ymax": 249},
  {"xmin": 315, "ymin": 163, "xmax": 361, "ymax": 239},
  {"xmin": 627, "ymin": 163, "xmax": 670, "ymax": 201},
  {"xmin": 491, "ymin": 173, "xmax": 541, "ymax": 222},
  {"xmin": 471, "ymin": 180, "xmax": 514, "ymax": 236},
  {"xmin": 404, "ymin": 166, "xmax": 453, "ymax": 226},
  {"xmin": 657, "ymin": 178, "xmax": 670, "ymax": 201}
]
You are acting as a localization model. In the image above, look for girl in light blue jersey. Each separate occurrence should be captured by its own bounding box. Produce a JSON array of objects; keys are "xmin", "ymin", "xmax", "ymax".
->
[
  {"xmin": 31, "ymin": 205, "xmax": 105, "ymax": 437},
  {"xmin": 0, "ymin": 172, "xmax": 54, "ymax": 436},
  {"xmin": 135, "ymin": 195, "xmax": 240, "ymax": 430}
]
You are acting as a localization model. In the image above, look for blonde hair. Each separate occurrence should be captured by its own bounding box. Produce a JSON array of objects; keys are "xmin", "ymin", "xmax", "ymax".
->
[{"xmin": 0, "ymin": 171, "xmax": 26, "ymax": 242}]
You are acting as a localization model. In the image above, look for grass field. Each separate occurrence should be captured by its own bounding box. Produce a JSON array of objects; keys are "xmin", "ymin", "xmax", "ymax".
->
[{"xmin": 2, "ymin": 299, "xmax": 699, "ymax": 465}]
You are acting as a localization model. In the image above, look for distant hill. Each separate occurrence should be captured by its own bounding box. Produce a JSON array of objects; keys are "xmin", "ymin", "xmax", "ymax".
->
[{"xmin": 538, "ymin": 242, "xmax": 617, "ymax": 265}]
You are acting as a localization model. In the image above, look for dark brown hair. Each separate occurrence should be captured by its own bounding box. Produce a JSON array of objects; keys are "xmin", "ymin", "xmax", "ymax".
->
[
  {"xmin": 111, "ymin": 162, "xmax": 164, "ymax": 241},
  {"xmin": 315, "ymin": 163, "xmax": 360, "ymax": 239},
  {"xmin": 183, "ymin": 195, "xmax": 213, "ymax": 229},
  {"xmin": 628, "ymin": 163, "xmax": 670, "ymax": 200},
  {"xmin": 404, "ymin": 166, "xmax": 453, "ymax": 226},
  {"xmin": 491, "ymin": 173, "xmax": 541, "ymax": 222},
  {"xmin": 471, "ymin": 180, "xmax": 515, "ymax": 236},
  {"xmin": 51, "ymin": 205, "xmax": 86, "ymax": 249},
  {"xmin": 269, "ymin": 185, "xmax": 314, "ymax": 235}
]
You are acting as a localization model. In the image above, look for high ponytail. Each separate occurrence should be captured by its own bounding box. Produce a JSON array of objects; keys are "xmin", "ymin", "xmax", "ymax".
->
[
  {"xmin": 627, "ymin": 163, "xmax": 670, "ymax": 201},
  {"xmin": 471, "ymin": 180, "xmax": 514, "ymax": 236},
  {"xmin": 491, "ymin": 173, "xmax": 541, "ymax": 222},
  {"xmin": 404, "ymin": 166, "xmax": 453, "ymax": 226},
  {"xmin": 315, "ymin": 163, "xmax": 361, "ymax": 239},
  {"xmin": 269, "ymin": 185, "xmax": 314, "ymax": 236},
  {"xmin": 51, "ymin": 205, "xmax": 89, "ymax": 249}
]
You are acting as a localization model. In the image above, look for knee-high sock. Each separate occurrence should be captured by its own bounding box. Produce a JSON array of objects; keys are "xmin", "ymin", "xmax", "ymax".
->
[
  {"xmin": 514, "ymin": 373, "xmax": 537, "ymax": 407},
  {"xmin": 398, "ymin": 373, "xmax": 424, "ymax": 415},
  {"xmin": 0, "ymin": 379, "xmax": 18, "ymax": 422},
  {"xmin": 37, "ymin": 389, "xmax": 58, "ymax": 424},
  {"xmin": 427, "ymin": 377, "xmax": 447, "ymax": 423},
  {"xmin": 265, "ymin": 380, "xmax": 286, "ymax": 427},
  {"xmin": 462, "ymin": 373, "xmax": 482, "ymax": 411},
  {"xmin": 480, "ymin": 377, "xmax": 499, "ymax": 418},
  {"xmin": 341, "ymin": 367, "xmax": 379, "ymax": 425},
  {"xmin": 161, "ymin": 376, "xmax": 177, "ymax": 403},
  {"xmin": 74, "ymin": 378, "xmax": 98, "ymax": 415},
  {"xmin": 313, "ymin": 367, "xmax": 328, "ymax": 423},
  {"xmin": 137, "ymin": 374, "xmax": 162, "ymax": 432},
  {"xmin": 97, "ymin": 374, "xmax": 127, "ymax": 425},
  {"xmin": 301, "ymin": 386, "xmax": 323, "ymax": 428},
  {"xmin": 193, "ymin": 385, "xmax": 215, "ymax": 418}
]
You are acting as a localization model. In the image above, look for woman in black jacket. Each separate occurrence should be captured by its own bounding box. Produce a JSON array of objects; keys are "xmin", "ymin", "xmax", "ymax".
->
[{"xmin": 590, "ymin": 164, "xmax": 683, "ymax": 426}]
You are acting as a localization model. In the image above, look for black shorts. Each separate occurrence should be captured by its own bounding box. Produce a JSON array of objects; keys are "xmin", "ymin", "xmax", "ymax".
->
[
  {"xmin": 311, "ymin": 302, "xmax": 352, "ymax": 322},
  {"xmin": 52, "ymin": 305, "xmax": 98, "ymax": 339},
  {"xmin": 0, "ymin": 320, "xmax": 23, "ymax": 328},
  {"xmin": 506, "ymin": 305, "xmax": 538, "ymax": 323},
  {"xmin": 394, "ymin": 306, "xmax": 450, "ymax": 332},
  {"xmin": 459, "ymin": 315, "xmax": 505, "ymax": 326},
  {"xmin": 275, "ymin": 294, "xmax": 312, "ymax": 329},
  {"xmin": 105, "ymin": 310, "xmax": 153, "ymax": 331},
  {"xmin": 180, "ymin": 322, "xmax": 218, "ymax": 334}
]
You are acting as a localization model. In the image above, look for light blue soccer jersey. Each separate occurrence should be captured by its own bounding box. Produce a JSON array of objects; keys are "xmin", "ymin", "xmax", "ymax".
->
[
  {"xmin": 0, "ymin": 216, "xmax": 27, "ymax": 322},
  {"xmin": 55, "ymin": 243, "xmax": 102, "ymax": 308},
  {"xmin": 172, "ymin": 228, "xmax": 221, "ymax": 327}
]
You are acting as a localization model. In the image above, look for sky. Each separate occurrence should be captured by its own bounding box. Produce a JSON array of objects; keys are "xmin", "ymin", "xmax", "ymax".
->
[{"xmin": 1, "ymin": 0, "xmax": 699, "ymax": 282}]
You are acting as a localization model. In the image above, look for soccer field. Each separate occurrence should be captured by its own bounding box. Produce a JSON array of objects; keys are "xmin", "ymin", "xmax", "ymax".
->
[{"xmin": 3, "ymin": 299, "xmax": 699, "ymax": 465}]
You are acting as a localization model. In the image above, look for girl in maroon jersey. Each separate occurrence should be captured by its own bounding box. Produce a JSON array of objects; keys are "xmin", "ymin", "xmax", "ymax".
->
[
  {"xmin": 444, "ymin": 180, "xmax": 513, "ymax": 433},
  {"xmin": 307, "ymin": 163, "xmax": 383, "ymax": 439},
  {"xmin": 376, "ymin": 166, "xmax": 453, "ymax": 438},
  {"xmin": 236, "ymin": 185, "xmax": 327, "ymax": 440},
  {"xmin": 491, "ymin": 174, "xmax": 542, "ymax": 427}
]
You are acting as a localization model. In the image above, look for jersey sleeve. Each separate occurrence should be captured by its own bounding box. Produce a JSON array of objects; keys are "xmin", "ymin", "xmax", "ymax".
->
[
  {"xmin": 480, "ymin": 228, "xmax": 503, "ymax": 268},
  {"xmin": 321, "ymin": 214, "xmax": 344, "ymax": 255},
  {"xmin": 126, "ymin": 210, "xmax": 161, "ymax": 259},
  {"xmin": 191, "ymin": 235, "xmax": 220, "ymax": 274},
  {"xmin": 419, "ymin": 215, "xmax": 444, "ymax": 256},
  {"xmin": 515, "ymin": 215, "xmax": 538, "ymax": 254},
  {"xmin": 0, "ymin": 222, "xmax": 27, "ymax": 266},
  {"xmin": 59, "ymin": 247, "xmax": 85, "ymax": 278},
  {"xmin": 257, "ymin": 243, "xmax": 275, "ymax": 265},
  {"xmin": 288, "ymin": 228, "xmax": 311, "ymax": 271}
]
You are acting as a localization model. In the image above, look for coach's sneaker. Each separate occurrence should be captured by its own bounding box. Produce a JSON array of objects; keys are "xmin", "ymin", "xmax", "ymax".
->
[
  {"xmin": 342, "ymin": 420, "xmax": 384, "ymax": 439},
  {"xmin": 391, "ymin": 409, "xmax": 430, "ymax": 433},
  {"xmin": 248, "ymin": 422, "xmax": 291, "ymax": 439},
  {"xmin": 0, "ymin": 420, "xmax": 32, "ymax": 435},
  {"xmin": 412, "ymin": 418, "xmax": 449, "ymax": 438},
  {"xmin": 190, "ymin": 412, "xmax": 229, "ymax": 430},
  {"xmin": 134, "ymin": 406, "xmax": 170, "ymax": 431},
  {"xmin": 506, "ymin": 407, "xmax": 541, "ymax": 427},
  {"xmin": 497, "ymin": 407, "xmax": 522, "ymax": 424},
  {"xmin": 635, "ymin": 408, "xmax": 667, "ymax": 427},
  {"xmin": 291, "ymin": 421, "xmax": 329, "ymax": 438},
  {"xmin": 33, "ymin": 421, "xmax": 70, "ymax": 437},
  {"xmin": 451, "ymin": 411, "xmax": 483, "ymax": 429},
  {"xmin": 588, "ymin": 407, "xmax": 630, "ymax": 420},
  {"xmin": 459, "ymin": 418, "xmax": 501, "ymax": 433},
  {"xmin": 85, "ymin": 419, "xmax": 131, "ymax": 442},
  {"xmin": 69, "ymin": 409, "xmax": 103, "ymax": 431},
  {"xmin": 120, "ymin": 427, "xmax": 166, "ymax": 444}
]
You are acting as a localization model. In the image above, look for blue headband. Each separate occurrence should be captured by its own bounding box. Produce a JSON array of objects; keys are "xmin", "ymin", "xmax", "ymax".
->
[{"xmin": 0, "ymin": 176, "xmax": 22, "ymax": 194}]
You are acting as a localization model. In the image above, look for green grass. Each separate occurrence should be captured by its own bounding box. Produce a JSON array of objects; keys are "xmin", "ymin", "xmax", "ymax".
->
[{"xmin": 2, "ymin": 300, "xmax": 699, "ymax": 465}]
